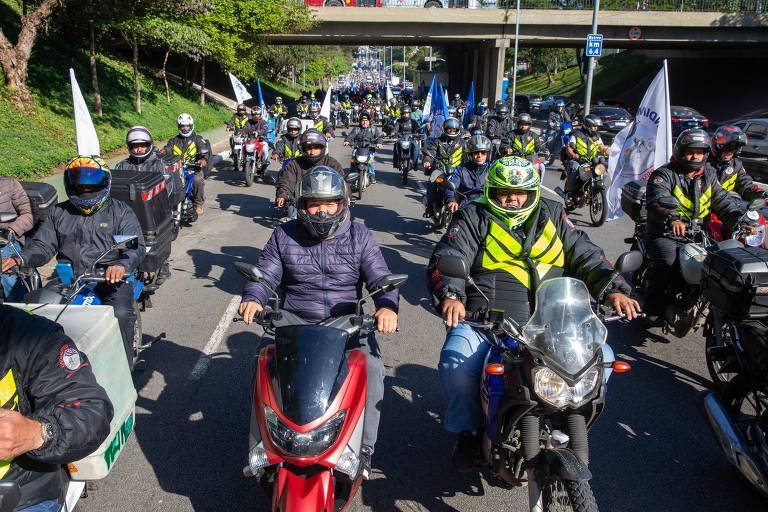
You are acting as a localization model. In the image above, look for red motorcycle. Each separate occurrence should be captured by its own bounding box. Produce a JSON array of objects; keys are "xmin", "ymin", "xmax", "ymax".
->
[
  {"xmin": 234, "ymin": 262, "xmax": 407, "ymax": 511},
  {"xmin": 707, "ymin": 198, "xmax": 767, "ymax": 248},
  {"xmin": 241, "ymin": 136, "xmax": 272, "ymax": 187}
]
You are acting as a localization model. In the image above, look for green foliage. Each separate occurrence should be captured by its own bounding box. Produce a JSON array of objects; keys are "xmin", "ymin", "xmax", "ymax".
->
[{"xmin": 141, "ymin": 18, "xmax": 210, "ymax": 60}]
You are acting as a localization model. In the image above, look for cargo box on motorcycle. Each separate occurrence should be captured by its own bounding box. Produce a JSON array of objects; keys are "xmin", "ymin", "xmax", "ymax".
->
[
  {"xmin": 621, "ymin": 180, "xmax": 647, "ymax": 223},
  {"xmin": 702, "ymin": 245, "xmax": 768, "ymax": 319},
  {"xmin": 20, "ymin": 182, "xmax": 57, "ymax": 228},
  {"xmin": 109, "ymin": 170, "xmax": 172, "ymax": 274}
]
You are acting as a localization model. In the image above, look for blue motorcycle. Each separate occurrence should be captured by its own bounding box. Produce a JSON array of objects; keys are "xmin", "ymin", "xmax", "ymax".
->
[
  {"xmin": 547, "ymin": 122, "xmax": 573, "ymax": 166},
  {"xmin": 435, "ymin": 251, "xmax": 642, "ymax": 511}
]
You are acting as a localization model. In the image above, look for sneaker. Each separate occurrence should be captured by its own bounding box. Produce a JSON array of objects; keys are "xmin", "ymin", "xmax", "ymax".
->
[
  {"xmin": 196, "ymin": 205, "xmax": 204, "ymax": 215},
  {"xmin": 359, "ymin": 447, "xmax": 373, "ymax": 480},
  {"xmin": 369, "ymin": 176, "xmax": 376, "ymax": 184},
  {"xmin": 451, "ymin": 431, "xmax": 481, "ymax": 472},
  {"xmin": 157, "ymin": 260, "xmax": 171, "ymax": 282}
]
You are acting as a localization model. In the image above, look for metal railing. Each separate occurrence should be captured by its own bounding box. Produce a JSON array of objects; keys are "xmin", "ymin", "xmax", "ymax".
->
[{"xmin": 292, "ymin": 0, "xmax": 764, "ymax": 12}]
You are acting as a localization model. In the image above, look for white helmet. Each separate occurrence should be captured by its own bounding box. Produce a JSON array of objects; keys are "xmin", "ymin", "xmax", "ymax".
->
[{"xmin": 177, "ymin": 113, "xmax": 194, "ymax": 138}]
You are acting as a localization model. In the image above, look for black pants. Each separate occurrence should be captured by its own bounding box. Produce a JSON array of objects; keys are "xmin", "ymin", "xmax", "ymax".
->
[
  {"xmin": 646, "ymin": 236, "xmax": 683, "ymax": 315},
  {"xmin": 565, "ymin": 160, "xmax": 581, "ymax": 196},
  {"xmin": 95, "ymin": 281, "xmax": 136, "ymax": 366}
]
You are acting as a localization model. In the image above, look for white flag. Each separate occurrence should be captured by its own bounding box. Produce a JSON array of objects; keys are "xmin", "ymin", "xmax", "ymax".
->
[
  {"xmin": 386, "ymin": 84, "xmax": 394, "ymax": 104},
  {"xmin": 228, "ymin": 73, "xmax": 252, "ymax": 105},
  {"xmin": 319, "ymin": 81, "xmax": 332, "ymax": 120},
  {"xmin": 70, "ymin": 69, "xmax": 100, "ymax": 156},
  {"xmin": 606, "ymin": 60, "xmax": 672, "ymax": 221}
]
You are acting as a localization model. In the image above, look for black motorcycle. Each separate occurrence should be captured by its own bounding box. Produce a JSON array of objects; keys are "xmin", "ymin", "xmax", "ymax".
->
[
  {"xmin": 555, "ymin": 156, "xmax": 608, "ymax": 227},
  {"xmin": 394, "ymin": 133, "xmax": 422, "ymax": 185},
  {"xmin": 349, "ymin": 145, "xmax": 375, "ymax": 200}
]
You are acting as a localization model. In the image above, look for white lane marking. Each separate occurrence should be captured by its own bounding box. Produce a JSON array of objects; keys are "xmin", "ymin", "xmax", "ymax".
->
[
  {"xmin": 186, "ymin": 295, "xmax": 240, "ymax": 383},
  {"xmin": 541, "ymin": 184, "xmax": 558, "ymax": 197}
]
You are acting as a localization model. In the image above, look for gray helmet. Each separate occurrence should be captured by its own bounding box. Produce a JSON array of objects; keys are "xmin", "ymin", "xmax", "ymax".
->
[
  {"xmin": 443, "ymin": 117, "xmax": 461, "ymax": 140},
  {"xmin": 517, "ymin": 113, "xmax": 532, "ymax": 133},
  {"xmin": 583, "ymin": 114, "xmax": 602, "ymax": 136},
  {"xmin": 467, "ymin": 134, "xmax": 492, "ymax": 154},
  {"xmin": 297, "ymin": 167, "xmax": 348, "ymax": 239},
  {"xmin": 285, "ymin": 117, "xmax": 302, "ymax": 138},
  {"xmin": 126, "ymin": 126, "xmax": 153, "ymax": 163},
  {"xmin": 497, "ymin": 104, "xmax": 510, "ymax": 116}
]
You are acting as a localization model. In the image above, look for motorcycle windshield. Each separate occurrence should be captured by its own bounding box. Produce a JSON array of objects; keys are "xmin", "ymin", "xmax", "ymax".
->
[
  {"xmin": 273, "ymin": 325, "xmax": 350, "ymax": 425},
  {"xmin": 522, "ymin": 278, "xmax": 606, "ymax": 376}
]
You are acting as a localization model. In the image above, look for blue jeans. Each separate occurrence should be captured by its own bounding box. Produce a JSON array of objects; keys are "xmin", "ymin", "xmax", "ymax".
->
[
  {"xmin": 438, "ymin": 323, "xmax": 615, "ymax": 433},
  {"xmin": 20, "ymin": 499, "xmax": 59, "ymax": 511},
  {"xmin": 1, "ymin": 242, "xmax": 24, "ymax": 302}
]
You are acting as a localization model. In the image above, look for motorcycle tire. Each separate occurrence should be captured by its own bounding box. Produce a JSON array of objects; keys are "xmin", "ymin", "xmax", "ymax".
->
[
  {"xmin": 233, "ymin": 152, "xmax": 240, "ymax": 171},
  {"xmin": 541, "ymin": 477, "xmax": 598, "ymax": 512},
  {"xmin": 401, "ymin": 162, "xmax": 408, "ymax": 185},
  {"xmin": 171, "ymin": 222, "xmax": 180, "ymax": 242},
  {"xmin": 704, "ymin": 311, "xmax": 740, "ymax": 392},
  {"xmin": 358, "ymin": 172, "xmax": 365, "ymax": 201},
  {"xmin": 589, "ymin": 188, "xmax": 608, "ymax": 227},
  {"xmin": 131, "ymin": 302, "xmax": 142, "ymax": 372},
  {"xmin": 244, "ymin": 160, "xmax": 254, "ymax": 187}
]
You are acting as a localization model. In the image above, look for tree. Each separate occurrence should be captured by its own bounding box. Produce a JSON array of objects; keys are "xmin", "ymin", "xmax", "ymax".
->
[{"xmin": 0, "ymin": 0, "xmax": 65, "ymax": 108}]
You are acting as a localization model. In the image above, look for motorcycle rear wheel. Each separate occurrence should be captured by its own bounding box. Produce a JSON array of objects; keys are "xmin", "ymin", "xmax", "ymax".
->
[
  {"xmin": 589, "ymin": 188, "xmax": 607, "ymax": 227},
  {"xmin": 541, "ymin": 477, "xmax": 598, "ymax": 512},
  {"xmin": 244, "ymin": 160, "xmax": 254, "ymax": 187}
]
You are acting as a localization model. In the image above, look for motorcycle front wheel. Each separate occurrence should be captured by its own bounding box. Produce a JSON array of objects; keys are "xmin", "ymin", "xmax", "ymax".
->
[
  {"xmin": 232, "ymin": 152, "xmax": 240, "ymax": 171},
  {"xmin": 244, "ymin": 160, "xmax": 254, "ymax": 187},
  {"xmin": 541, "ymin": 477, "xmax": 598, "ymax": 512},
  {"xmin": 358, "ymin": 172, "xmax": 365, "ymax": 200},
  {"xmin": 401, "ymin": 160, "xmax": 409, "ymax": 185},
  {"xmin": 589, "ymin": 188, "xmax": 607, "ymax": 226}
]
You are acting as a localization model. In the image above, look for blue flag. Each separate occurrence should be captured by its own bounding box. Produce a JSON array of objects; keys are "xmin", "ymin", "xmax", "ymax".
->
[
  {"xmin": 431, "ymin": 83, "xmax": 448, "ymax": 138},
  {"xmin": 463, "ymin": 81, "xmax": 475, "ymax": 129},
  {"xmin": 257, "ymin": 79, "xmax": 267, "ymax": 114}
]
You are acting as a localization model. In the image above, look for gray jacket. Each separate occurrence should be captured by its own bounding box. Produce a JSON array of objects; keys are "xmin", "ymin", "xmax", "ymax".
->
[{"xmin": 0, "ymin": 176, "xmax": 34, "ymax": 245}]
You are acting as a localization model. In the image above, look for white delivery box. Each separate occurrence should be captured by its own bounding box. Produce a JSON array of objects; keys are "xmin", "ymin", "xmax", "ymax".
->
[{"xmin": 12, "ymin": 304, "xmax": 137, "ymax": 480}]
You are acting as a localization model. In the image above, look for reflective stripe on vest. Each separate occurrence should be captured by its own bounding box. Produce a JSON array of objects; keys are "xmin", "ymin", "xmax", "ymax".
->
[
  {"xmin": 575, "ymin": 136, "xmax": 599, "ymax": 160},
  {"xmin": 672, "ymin": 184, "xmax": 712, "ymax": 220},
  {"xmin": 315, "ymin": 120, "xmax": 324, "ymax": 132},
  {"xmin": 235, "ymin": 117, "xmax": 247, "ymax": 130},
  {"xmin": 173, "ymin": 141, "xmax": 198, "ymax": 164},
  {"xmin": 513, "ymin": 137, "xmax": 535, "ymax": 156},
  {"xmin": 451, "ymin": 147, "xmax": 463, "ymax": 168},
  {"xmin": 0, "ymin": 369, "xmax": 19, "ymax": 479},
  {"xmin": 481, "ymin": 218, "xmax": 565, "ymax": 289},
  {"xmin": 721, "ymin": 171, "xmax": 737, "ymax": 192},
  {"xmin": 284, "ymin": 144, "xmax": 301, "ymax": 158}
]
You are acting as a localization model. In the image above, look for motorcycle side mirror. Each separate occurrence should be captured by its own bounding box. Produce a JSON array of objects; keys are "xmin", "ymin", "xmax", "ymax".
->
[
  {"xmin": 234, "ymin": 261, "xmax": 264, "ymax": 283},
  {"xmin": 0, "ymin": 481, "xmax": 21, "ymax": 512},
  {"xmin": 345, "ymin": 172, "xmax": 360, "ymax": 184},
  {"xmin": 437, "ymin": 256, "xmax": 470, "ymax": 280},
  {"xmin": 0, "ymin": 212, "xmax": 18, "ymax": 224},
  {"xmin": 614, "ymin": 250, "xmax": 643, "ymax": 274},
  {"xmin": 375, "ymin": 274, "xmax": 409, "ymax": 292},
  {"xmin": 112, "ymin": 235, "xmax": 139, "ymax": 251}
]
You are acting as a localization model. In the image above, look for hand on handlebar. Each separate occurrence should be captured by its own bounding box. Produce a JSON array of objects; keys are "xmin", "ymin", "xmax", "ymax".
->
[
  {"xmin": 442, "ymin": 298, "xmax": 466, "ymax": 328},
  {"xmin": 105, "ymin": 265, "xmax": 125, "ymax": 284},
  {"xmin": 271, "ymin": 153, "xmax": 279, "ymax": 160},
  {"xmin": 238, "ymin": 301, "xmax": 263, "ymax": 325},
  {"xmin": 739, "ymin": 224, "xmax": 759, "ymax": 236},
  {"xmin": 376, "ymin": 144, "xmax": 383, "ymax": 149},
  {"xmin": 670, "ymin": 220, "xmax": 687, "ymax": 237},
  {"xmin": 603, "ymin": 293, "xmax": 642, "ymax": 321},
  {"xmin": 275, "ymin": 197, "xmax": 285, "ymax": 207},
  {"xmin": 1, "ymin": 257, "xmax": 20, "ymax": 273},
  {"xmin": 447, "ymin": 201, "xmax": 459, "ymax": 213},
  {"xmin": 343, "ymin": 141, "xmax": 350, "ymax": 146},
  {"xmin": 374, "ymin": 307, "xmax": 398, "ymax": 333}
]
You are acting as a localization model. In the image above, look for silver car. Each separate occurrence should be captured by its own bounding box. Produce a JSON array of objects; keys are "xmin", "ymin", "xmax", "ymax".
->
[{"xmin": 732, "ymin": 118, "xmax": 768, "ymax": 182}]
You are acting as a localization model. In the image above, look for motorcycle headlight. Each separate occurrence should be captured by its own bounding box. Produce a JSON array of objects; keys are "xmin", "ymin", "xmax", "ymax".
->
[
  {"xmin": 593, "ymin": 163, "xmax": 606, "ymax": 176},
  {"xmin": 356, "ymin": 155, "xmax": 369, "ymax": 163},
  {"xmin": 265, "ymin": 406, "xmax": 347, "ymax": 456},
  {"xmin": 744, "ymin": 224, "xmax": 766, "ymax": 247},
  {"xmin": 533, "ymin": 367, "xmax": 600, "ymax": 408}
]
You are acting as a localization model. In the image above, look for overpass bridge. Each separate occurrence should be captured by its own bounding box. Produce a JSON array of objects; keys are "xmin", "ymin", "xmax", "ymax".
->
[{"xmin": 268, "ymin": 7, "xmax": 768, "ymax": 101}]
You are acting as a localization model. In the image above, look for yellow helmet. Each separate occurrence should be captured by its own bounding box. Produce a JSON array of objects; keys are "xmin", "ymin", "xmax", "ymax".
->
[{"xmin": 483, "ymin": 156, "xmax": 540, "ymax": 229}]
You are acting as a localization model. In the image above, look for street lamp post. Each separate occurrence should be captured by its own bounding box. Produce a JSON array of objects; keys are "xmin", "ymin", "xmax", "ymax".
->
[{"xmin": 583, "ymin": 0, "xmax": 600, "ymax": 115}]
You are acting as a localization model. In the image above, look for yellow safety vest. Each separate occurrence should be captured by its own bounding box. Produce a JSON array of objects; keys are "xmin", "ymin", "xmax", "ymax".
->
[
  {"xmin": 273, "ymin": 105, "xmax": 285, "ymax": 114},
  {"xmin": 481, "ymin": 217, "xmax": 565, "ymax": 289},
  {"xmin": 172, "ymin": 140, "xmax": 198, "ymax": 164},
  {"xmin": 342, "ymin": 101, "xmax": 351, "ymax": 108},
  {"xmin": 284, "ymin": 143, "xmax": 301, "ymax": 158},
  {"xmin": 0, "ymin": 368, "xmax": 20, "ymax": 479},
  {"xmin": 234, "ymin": 116, "xmax": 247, "ymax": 130},
  {"xmin": 575, "ymin": 136, "xmax": 599, "ymax": 160},
  {"xmin": 672, "ymin": 184, "xmax": 712, "ymax": 220},
  {"xmin": 513, "ymin": 136, "xmax": 536, "ymax": 156},
  {"xmin": 315, "ymin": 119, "xmax": 324, "ymax": 132},
  {"xmin": 720, "ymin": 169, "xmax": 738, "ymax": 192}
]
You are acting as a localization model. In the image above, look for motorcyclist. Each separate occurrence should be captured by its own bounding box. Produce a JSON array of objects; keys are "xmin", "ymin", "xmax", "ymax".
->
[
  {"xmin": 0, "ymin": 303, "xmax": 113, "ymax": 511},
  {"xmin": 344, "ymin": 112, "xmax": 384, "ymax": 184},
  {"xmin": 2, "ymin": 156, "xmax": 147, "ymax": 366},
  {"xmin": 271, "ymin": 117, "xmax": 303, "ymax": 164},
  {"xmin": 341, "ymin": 93, "xmax": 352, "ymax": 110},
  {"xmin": 426, "ymin": 155, "xmax": 640, "ymax": 470},
  {"xmin": 466, "ymin": 101, "xmax": 489, "ymax": 134},
  {"xmin": 114, "ymin": 126, "xmax": 167, "ymax": 175},
  {"xmin": 508, "ymin": 113, "xmax": 548, "ymax": 166},
  {"xmin": 563, "ymin": 114, "xmax": 609, "ymax": 207},
  {"xmin": 445, "ymin": 134, "xmax": 492, "ymax": 213},
  {"xmin": 158, "ymin": 113, "xmax": 209, "ymax": 216},
  {"xmin": 385, "ymin": 98, "xmax": 401, "ymax": 136},
  {"xmin": 392, "ymin": 105, "xmax": 421, "ymax": 168},
  {"xmin": 451, "ymin": 93, "xmax": 463, "ymax": 110},
  {"xmin": 226, "ymin": 103, "xmax": 249, "ymax": 134},
  {"xmin": 268, "ymin": 96, "xmax": 286, "ymax": 130},
  {"xmin": 0, "ymin": 176, "xmax": 33, "ymax": 302},
  {"xmin": 309, "ymin": 102, "xmax": 332, "ymax": 139},
  {"xmin": 297, "ymin": 96, "xmax": 310, "ymax": 119},
  {"xmin": 486, "ymin": 104, "xmax": 516, "ymax": 154},
  {"xmin": 707, "ymin": 125, "xmax": 768, "ymax": 204},
  {"xmin": 548, "ymin": 99, "xmax": 571, "ymax": 130},
  {"xmin": 645, "ymin": 128, "xmax": 751, "ymax": 325},
  {"xmin": 243, "ymin": 107, "xmax": 271, "ymax": 171},
  {"xmin": 423, "ymin": 117, "xmax": 465, "ymax": 218},
  {"xmin": 239, "ymin": 166, "xmax": 399, "ymax": 480},
  {"xmin": 275, "ymin": 129, "xmax": 344, "ymax": 208},
  {"xmin": 411, "ymin": 100, "xmax": 423, "ymax": 123}
]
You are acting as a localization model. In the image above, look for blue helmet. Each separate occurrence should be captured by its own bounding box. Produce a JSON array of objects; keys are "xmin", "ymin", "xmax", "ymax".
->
[
  {"xmin": 476, "ymin": 101, "xmax": 488, "ymax": 115},
  {"xmin": 64, "ymin": 156, "xmax": 111, "ymax": 216},
  {"xmin": 555, "ymin": 99, "xmax": 566, "ymax": 108}
]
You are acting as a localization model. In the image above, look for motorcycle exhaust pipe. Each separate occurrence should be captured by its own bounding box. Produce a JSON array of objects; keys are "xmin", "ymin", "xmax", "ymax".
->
[
  {"xmin": 553, "ymin": 186, "xmax": 568, "ymax": 200},
  {"xmin": 696, "ymin": 390, "xmax": 768, "ymax": 497}
]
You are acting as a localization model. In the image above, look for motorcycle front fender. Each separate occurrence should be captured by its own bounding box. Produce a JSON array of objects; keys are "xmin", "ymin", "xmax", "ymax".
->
[
  {"xmin": 536, "ymin": 448, "xmax": 592, "ymax": 482},
  {"xmin": 592, "ymin": 179, "xmax": 606, "ymax": 191},
  {"xmin": 273, "ymin": 466, "xmax": 335, "ymax": 512}
]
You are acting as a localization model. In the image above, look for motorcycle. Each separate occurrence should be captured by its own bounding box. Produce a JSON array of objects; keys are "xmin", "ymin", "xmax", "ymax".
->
[
  {"xmin": 172, "ymin": 161, "xmax": 200, "ymax": 236},
  {"xmin": 230, "ymin": 133, "xmax": 245, "ymax": 171},
  {"xmin": 234, "ymin": 262, "xmax": 408, "ymax": 511},
  {"xmin": 394, "ymin": 133, "xmax": 421, "ymax": 185},
  {"xmin": 340, "ymin": 107, "xmax": 352, "ymax": 128},
  {"xmin": 242, "ymin": 136, "xmax": 271, "ymax": 187},
  {"xmin": 554, "ymin": 156, "xmax": 608, "ymax": 227},
  {"xmin": 349, "ymin": 145, "xmax": 375, "ymax": 200},
  {"xmin": 435, "ymin": 251, "xmax": 641, "ymax": 512}
]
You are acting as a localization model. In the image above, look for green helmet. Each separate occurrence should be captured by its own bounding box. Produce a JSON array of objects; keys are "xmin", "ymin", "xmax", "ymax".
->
[{"xmin": 483, "ymin": 156, "xmax": 540, "ymax": 229}]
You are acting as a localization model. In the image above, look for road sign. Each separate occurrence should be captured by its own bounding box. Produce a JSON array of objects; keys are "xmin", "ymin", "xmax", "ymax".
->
[
  {"xmin": 424, "ymin": 57, "xmax": 438, "ymax": 62},
  {"xmin": 586, "ymin": 33, "xmax": 603, "ymax": 57},
  {"xmin": 628, "ymin": 26, "xmax": 643, "ymax": 41},
  {"xmin": 400, "ymin": 62, "xmax": 409, "ymax": 67}
]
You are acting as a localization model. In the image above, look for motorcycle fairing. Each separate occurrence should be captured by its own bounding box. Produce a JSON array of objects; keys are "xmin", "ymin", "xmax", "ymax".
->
[{"xmin": 273, "ymin": 466, "xmax": 335, "ymax": 512}]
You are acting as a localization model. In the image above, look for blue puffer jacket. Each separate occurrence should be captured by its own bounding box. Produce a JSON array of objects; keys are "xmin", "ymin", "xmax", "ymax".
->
[
  {"xmin": 445, "ymin": 161, "xmax": 490, "ymax": 206},
  {"xmin": 242, "ymin": 214, "xmax": 398, "ymax": 322}
]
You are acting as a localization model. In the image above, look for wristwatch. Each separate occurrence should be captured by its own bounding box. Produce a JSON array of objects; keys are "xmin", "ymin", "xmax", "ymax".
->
[
  {"xmin": 40, "ymin": 422, "xmax": 54, "ymax": 444},
  {"xmin": 443, "ymin": 292, "xmax": 459, "ymax": 302}
]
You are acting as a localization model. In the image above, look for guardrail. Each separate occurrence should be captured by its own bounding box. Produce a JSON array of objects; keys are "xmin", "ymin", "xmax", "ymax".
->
[{"xmin": 292, "ymin": 0, "xmax": 764, "ymax": 12}]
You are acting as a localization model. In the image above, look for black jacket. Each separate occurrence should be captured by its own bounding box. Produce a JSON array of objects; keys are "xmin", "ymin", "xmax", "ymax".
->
[
  {"xmin": 113, "ymin": 151, "xmax": 166, "ymax": 174},
  {"xmin": 243, "ymin": 119, "xmax": 268, "ymax": 139},
  {"xmin": 0, "ymin": 305, "xmax": 112, "ymax": 510},
  {"xmin": 20, "ymin": 198, "xmax": 146, "ymax": 277},
  {"xmin": 486, "ymin": 116, "xmax": 516, "ymax": 142},
  {"xmin": 393, "ymin": 118, "xmax": 420, "ymax": 137},
  {"xmin": 276, "ymin": 155, "xmax": 345, "ymax": 201},
  {"xmin": 427, "ymin": 198, "xmax": 630, "ymax": 323},
  {"xmin": 646, "ymin": 160, "xmax": 744, "ymax": 235},
  {"xmin": 510, "ymin": 130, "xmax": 546, "ymax": 161},
  {"xmin": 548, "ymin": 110, "xmax": 571, "ymax": 128},
  {"xmin": 423, "ymin": 136, "xmax": 464, "ymax": 171},
  {"xmin": 274, "ymin": 135, "xmax": 302, "ymax": 161},
  {"xmin": 707, "ymin": 157, "xmax": 765, "ymax": 202},
  {"xmin": 344, "ymin": 126, "xmax": 382, "ymax": 148},
  {"xmin": 159, "ymin": 133, "xmax": 209, "ymax": 165},
  {"xmin": 226, "ymin": 114, "xmax": 249, "ymax": 132}
]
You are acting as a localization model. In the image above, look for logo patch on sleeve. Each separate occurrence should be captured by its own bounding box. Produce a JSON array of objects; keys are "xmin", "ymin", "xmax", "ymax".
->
[{"xmin": 59, "ymin": 345, "xmax": 88, "ymax": 377}]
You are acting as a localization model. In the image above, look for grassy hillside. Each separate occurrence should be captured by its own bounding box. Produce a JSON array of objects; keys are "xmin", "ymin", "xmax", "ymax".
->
[
  {"xmin": 0, "ymin": 29, "xmax": 230, "ymax": 180},
  {"xmin": 516, "ymin": 52, "xmax": 659, "ymax": 100}
]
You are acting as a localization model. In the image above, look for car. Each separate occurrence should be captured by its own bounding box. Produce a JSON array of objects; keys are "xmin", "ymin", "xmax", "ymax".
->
[
  {"xmin": 732, "ymin": 118, "xmax": 768, "ymax": 183},
  {"xmin": 671, "ymin": 106, "xmax": 709, "ymax": 137},
  {"xmin": 596, "ymin": 98, "xmax": 634, "ymax": 115},
  {"xmin": 514, "ymin": 95, "xmax": 530, "ymax": 114},
  {"xmin": 590, "ymin": 106, "xmax": 632, "ymax": 144},
  {"xmin": 526, "ymin": 94, "xmax": 542, "ymax": 110},
  {"xmin": 540, "ymin": 94, "xmax": 569, "ymax": 113}
]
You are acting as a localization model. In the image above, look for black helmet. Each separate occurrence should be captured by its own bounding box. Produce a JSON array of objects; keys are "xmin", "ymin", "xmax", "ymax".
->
[
  {"xmin": 443, "ymin": 117, "xmax": 461, "ymax": 140},
  {"xmin": 467, "ymin": 134, "xmax": 492, "ymax": 154},
  {"xmin": 712, "ymin": 125, "xmax": 748, "ymax": 161},
  {"xmin": 495, "ymin": 100, "xmax": 505, "ymax": 111},
  {"xmin": 237, "ymin": 103, "xmax": 247, "ymax": 114},
  {"xmin": 126, "ymin": 125, "xmax": 153, "ymax": 163},
  {"xmin": 516, "ymin": 113, "xmax": 532, "ymax": 133},
  {"xmin": 497, "ymin": 104, "xmax": 510, "ymax": 116},
  {"xmin": 411, "ymin": 100, "xmax": 420, "ymax": 108},
  {"xmin": 673, "ymin": 128, "xmax": 711, "ymax": 173},
  {"xmin": 359, "ymin": 111, "xmax": 371, "ymax": 123},
  {"xmin": 583, "ymin": 114, "xmax": 602, "ymax": 136},
  {"xmin": 285, "ymin": 117, "xmax": 302, "ymax": 138},
  {"xmin": 299, "ymin": 129, "xmax": 327, "ymax": 164},
  {"xmin": 400, "ymin": 105, "xmax": 412, "ymax": 117},
  {"xmin": 297, "ymin": 167, "xmax": 348, "ymax": 240}
]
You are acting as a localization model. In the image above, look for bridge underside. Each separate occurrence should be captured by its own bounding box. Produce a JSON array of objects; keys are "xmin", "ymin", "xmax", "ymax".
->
[{"xmin": 266, "ymin": 8, "xmax": 768, "ymax": 101}]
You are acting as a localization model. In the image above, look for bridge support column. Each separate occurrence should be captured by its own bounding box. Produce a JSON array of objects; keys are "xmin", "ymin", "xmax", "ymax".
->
[{"xmin": 487, "ymin": 39, "xmax": 506, "ymax": 105}]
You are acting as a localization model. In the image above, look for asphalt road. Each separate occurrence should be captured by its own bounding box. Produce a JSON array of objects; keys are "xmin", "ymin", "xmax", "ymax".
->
[{"xmin": 77, "ymin": 129, "xmax": 766, "ymax": 511}]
